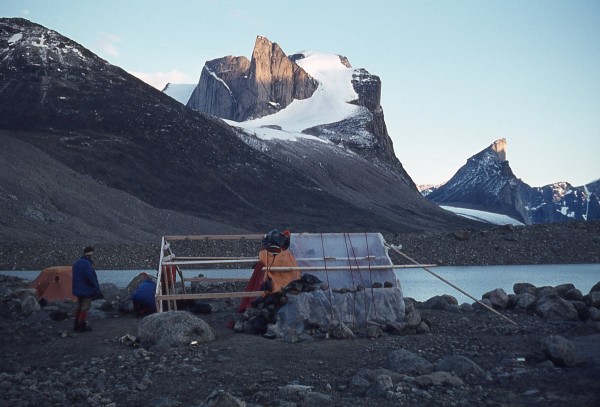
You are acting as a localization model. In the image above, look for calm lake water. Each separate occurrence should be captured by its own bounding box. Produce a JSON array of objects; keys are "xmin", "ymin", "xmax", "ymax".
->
[{"xmin": 3, "ymin": 264, "xmax": 599, "ymax": 303}]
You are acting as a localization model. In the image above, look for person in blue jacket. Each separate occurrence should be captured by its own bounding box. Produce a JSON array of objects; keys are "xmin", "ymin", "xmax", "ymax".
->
[
  {"xmin": 131, "ymin": 278, "xmax": 157, "ymax": 316},
  {"xmin": 72, "ymin": 246, "xmax": 102, "ymax": 332}
]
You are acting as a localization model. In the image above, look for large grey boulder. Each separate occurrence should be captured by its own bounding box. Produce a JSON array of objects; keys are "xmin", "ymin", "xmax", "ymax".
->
[
  {"xmin": 384, "ymin": 349, "xmax": 432, "ymax": 374},
  {"xmin": 535, "ymin": 294, "xmax": 578, "ymax": 321},
  {"xmin": 541, "ymin": 335, "xmax": 577, "ymax": 367},
  {"xmin": 138, "ymin": 311, "xmax": 215, "ymax": 350},
  {"xmin": 413, "ymin": 371, "xmax": 464, "ymax": 387}
]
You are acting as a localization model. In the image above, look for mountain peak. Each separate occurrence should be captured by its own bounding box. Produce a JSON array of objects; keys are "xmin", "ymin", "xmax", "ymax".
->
[{"xmin": 491, "ymin": 138, "xmax": 507, "ymax": 162}]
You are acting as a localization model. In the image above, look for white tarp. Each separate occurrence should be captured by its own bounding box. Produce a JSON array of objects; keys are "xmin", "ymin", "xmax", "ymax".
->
[{"xmin": 289, "ymin": 233, "xmax": 398, "ymax": 289}]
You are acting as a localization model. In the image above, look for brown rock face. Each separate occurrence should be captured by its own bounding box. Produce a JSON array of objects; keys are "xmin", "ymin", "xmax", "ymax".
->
[{"xmin": 187, "ymin": 36, "xmax": 317, "ymax": 121}]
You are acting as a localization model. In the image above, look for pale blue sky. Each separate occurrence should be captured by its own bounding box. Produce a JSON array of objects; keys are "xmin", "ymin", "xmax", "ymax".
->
[{"xmin": 2, "ymin": 0, "xmax": 599, "ymax": 187}]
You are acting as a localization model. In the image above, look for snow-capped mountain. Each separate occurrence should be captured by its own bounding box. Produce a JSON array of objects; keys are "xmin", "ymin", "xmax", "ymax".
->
[
  {"xmin": 0, "ymin": 18, "xmax": 481, "ymax": 241},
  {"xmin": 425, "ymin": 139, "xmax": 600, "ymax": 224}
]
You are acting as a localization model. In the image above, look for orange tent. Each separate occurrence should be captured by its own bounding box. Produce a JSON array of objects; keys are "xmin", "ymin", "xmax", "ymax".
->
[{"xmin": 30, "ymin": 266, "xmax": 77, "ymax": 302}]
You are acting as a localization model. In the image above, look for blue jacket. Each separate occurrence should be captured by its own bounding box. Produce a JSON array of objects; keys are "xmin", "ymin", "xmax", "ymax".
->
[
  {"xmin": 131, "ymin": 280, "xmax": 157, "ymax": 311},
  {"xmin": 72, "ymin": 256, "xmax": 101, "ymax": 297}
]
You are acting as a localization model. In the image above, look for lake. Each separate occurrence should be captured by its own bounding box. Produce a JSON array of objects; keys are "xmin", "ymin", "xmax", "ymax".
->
[{"xmin": 3, "ymin": 263, "xmax": 599, "ymax": 303}]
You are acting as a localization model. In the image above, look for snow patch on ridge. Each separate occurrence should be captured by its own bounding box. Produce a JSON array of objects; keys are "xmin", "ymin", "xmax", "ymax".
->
[{"xmin": 441, "ymin": 206, "xmax": 524, "ymax": 226}]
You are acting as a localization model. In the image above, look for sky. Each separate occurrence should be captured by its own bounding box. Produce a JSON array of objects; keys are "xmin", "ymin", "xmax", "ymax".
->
[{"xmin": 2, "ymin": 0, "xmax": 599, "ymax": 187}]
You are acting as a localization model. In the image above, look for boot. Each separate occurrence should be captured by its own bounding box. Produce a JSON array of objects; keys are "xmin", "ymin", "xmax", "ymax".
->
[
  {"xmin": 77, "ymin": 311, "xmax": 92, "ymax": 332},
  {"xmin": 73, "ymin": 310, "xmax": 81, "ymax": 332}
]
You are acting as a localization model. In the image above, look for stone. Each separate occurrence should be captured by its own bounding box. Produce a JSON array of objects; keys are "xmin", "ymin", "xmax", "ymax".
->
[
  {"xmin": 516, "ymin": 293, "xmax": 537, "ymax": 310},
  {"xmin": 588, "ymin": 307, "xmax": 600, "ymax": 322},
  {"xmin": 564, "ymin": 288, "xmax": 584, "ymax": 302},
  {"xmin": 384, "ymin": 349, "xmax": 432, "ymax": 374},
  {"xmin": 405, "ymin": 310, "xmax": 421, "ymax": 328},
  {"xmin": 413, "ymin": 371, "xmax": 464, "ymax": 387},
  {"xmin": 589, "ymin": 281, "xmax": 600, "ymax": 293},
  {"xmin": 588, "ymin": 291, "xmax": 600, "ymax": 308},
  {"xmin": 535, "ymin": 286, "xmax": 556, "ymax": 298},
  {"xmin": 554, "ymin": 283, "xmax": 575, "ymax": 297},
  {"xmin": 416, "ymin": 321, "xmax": 430, "ymax": 334},
  {"xmin": 459, "ymin": 303, "xmax": 473, "ymax": 312},
  {"xmin": 137, "ymin": 311, "xmax": 215, "ymax": 350},
  {"xmin": 513, "ymin": 283, "xmax": 536, "ymax": 295},
  {"xmin": 203, "ymin": 389, "xmax": 246, "ymax": 407},
  {"xmin": 485, "ymin": 288, "xmax": 510, "ymax": 310},
  {"xmin": 535, "ymin": 295, "xmax": 578, "ymax": 321},
  {"xmin": 404, "ymin": 298, "xmax": 416, "ymax": 314},
  {"xmin": 21, "ymin": 296, "xmax": 40, "ymax": 316},
  {"xmin": 435, "ymin": 355, "xmax": 485, "ymax": 376},
  {"xmin": 366, "ymin": 374, "xmax": 393, "ymax": 397},
  {"xmin": 331, "ymin": 322, "xmax": 355, "ymax": 339},
  {"xmin": 541, "ymin": 335, "xmax": 577, "ymax": 367}
]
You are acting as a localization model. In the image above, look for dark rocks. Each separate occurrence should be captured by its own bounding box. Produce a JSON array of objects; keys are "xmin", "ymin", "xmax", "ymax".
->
[
  {"xmin": 435, "ymin": 355, "xmax": 485, "ymax": 376},
  {"xmin": 535, "ymin": 295, "xmax": 578, "ymax": 321},
  {"xmin": 384, "ymin": 349, "xmax": 432, "ymax": 374},
  {"xmin": 541, "ymin": 335, "xmax": 577, "ymax": 367}
]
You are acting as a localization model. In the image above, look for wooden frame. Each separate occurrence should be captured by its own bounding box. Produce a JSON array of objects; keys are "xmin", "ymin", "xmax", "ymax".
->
[{"xmin": 154, "ymin": 234, "xmax": 437, "ymax": 313}]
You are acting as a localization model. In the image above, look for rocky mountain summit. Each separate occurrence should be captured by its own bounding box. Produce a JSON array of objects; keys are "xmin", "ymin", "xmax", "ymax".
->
[
  {"xmin": 187, "ymin": 36, "xmax": 318, "ymax": 122},
  {"xmin": 426, "ymin": 139, "xmax": 600, "ymax": 224}
]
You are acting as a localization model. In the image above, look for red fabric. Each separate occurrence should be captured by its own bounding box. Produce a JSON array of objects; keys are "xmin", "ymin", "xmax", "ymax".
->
[{"xmin": 238, "ymin": 261, "xmax": 265, "ymax": 313}]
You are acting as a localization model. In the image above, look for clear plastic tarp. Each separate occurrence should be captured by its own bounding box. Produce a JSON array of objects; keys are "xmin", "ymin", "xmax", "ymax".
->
[{"xmin": 288, "ymin": 232, "xmax": 397, "ymax": 289}]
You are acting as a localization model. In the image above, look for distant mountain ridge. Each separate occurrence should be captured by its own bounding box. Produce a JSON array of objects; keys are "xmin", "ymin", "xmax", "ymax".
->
[
  {"xmin": 0, "ymin": 18, "xmax": 481, "ymax": 242},
  {"xmin": 425, "ymin": 139, "xmax": 600, "ymax": 224}
]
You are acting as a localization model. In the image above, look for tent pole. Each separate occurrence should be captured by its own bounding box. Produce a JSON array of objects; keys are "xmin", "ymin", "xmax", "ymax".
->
[{"xmin": 384, "ymin": 243, "xmax": 517, "ymax": 326}]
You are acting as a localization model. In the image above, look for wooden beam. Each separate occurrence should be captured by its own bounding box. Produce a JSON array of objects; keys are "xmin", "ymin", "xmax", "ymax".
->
[
  {"xmin": 163, "ymin": 234, "xmax": 263, "ymax": 241},
  {"xmin": 184, "ymin": 277, "xmax": 250, "ymax": 282},
  {"xmin": 156, "ymin": 291, "xmax": 263, "ymax": 300}
]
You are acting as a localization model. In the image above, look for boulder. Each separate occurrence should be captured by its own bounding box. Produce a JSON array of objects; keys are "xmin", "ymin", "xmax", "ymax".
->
[
  {"xmin": 588, "ymin": 291, "xmax": 600, "ymax": 308},
  {"xmin": 516, "ymin": 293, "xmax": 537, "ymax": 310},
  {"xmin": 554, "ymin": 283, "xmax": 576, "ymax": 298},
  {"xmin": 564, "ymin": 288, "xmax": 584, "ymax": 302},
  {"xmin": 413, "ymin": 371, "xmax": 464, "ymax": 387},
  {"xmin": 21, "ymin": 296, "xmax": 40, "ymax": 316},
  {"xmin": 535, "ymin": 295, "xmax": 578, "ymax": 321},
  {"xmin": 541, "ymin": 335, "xmax": 577, "ymax": 367},
  {"xmin": 535, "ymin": 286, "xmax": 556, "ymax": 298},
  {"xmin": 366, "ymin": 374, "xmax": 394, "ymax": 398},
  {"xmin": 435, "ymin": 355, "xmax": 485, "ymax": 377},
  {"xmin": 405, "ymin": 310, "xmax": 421, "ymax": 328},
  {"xmin": 384, "ymin": 349, "xmax": 432, "ymax": 374},
  {"xmin": 138, "ymin": 311, "xmax": 215, "ymax": 350},
  {"xmin": 588, "ymin": 307, "xmax": 600, "ymax": 322},
  {"xmin": 589, "ymin": 281, "xmax": 600, "ymax": 293},
  {"xmin": 513, "ymin": 283, "xmax": 535, "ymax": 295},
  {"xmin": 484, "ymin": 288, "xmax": 510, "ymax": 310}
]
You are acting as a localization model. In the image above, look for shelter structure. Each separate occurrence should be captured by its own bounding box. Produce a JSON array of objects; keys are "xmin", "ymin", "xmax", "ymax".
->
[
  {"xmin": 155, "ymin": 233, "xmax": 434, "ymax": 313},
  {"xmin": 30, "ymin": 266, "xmax": 76, "ymax": 302}
]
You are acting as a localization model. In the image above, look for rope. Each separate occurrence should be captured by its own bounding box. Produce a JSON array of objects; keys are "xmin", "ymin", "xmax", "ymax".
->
[
  {"xmin": 346, "ymin": 233, "xmax": 370, "ymax": 334},
  {"xmin": 343, "ymin": 233, "xmax": 358, "ymax": 329},
  {"xmin": 319, "ymin": 233, "xmax": 335, "ymax": 323},
  {"xmin": 363, "ymin": 233, "xmax": 379, "ymax": 322}
]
